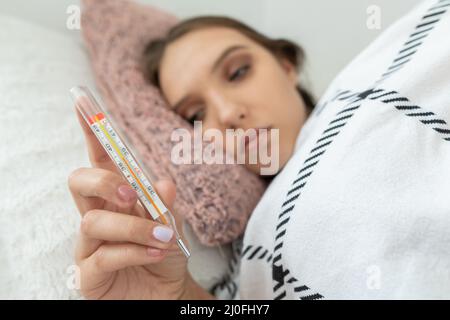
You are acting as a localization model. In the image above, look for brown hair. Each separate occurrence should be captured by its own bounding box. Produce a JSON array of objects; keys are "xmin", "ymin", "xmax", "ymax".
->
[{"xmin": 142, "ymin": 15, "xmax": 315, "ymax": 112}]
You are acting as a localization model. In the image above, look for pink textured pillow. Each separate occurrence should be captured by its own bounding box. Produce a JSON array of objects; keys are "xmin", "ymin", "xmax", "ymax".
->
[{"xmin": 80, "ymin": 0, "xmax": 267, "ymax": 246}]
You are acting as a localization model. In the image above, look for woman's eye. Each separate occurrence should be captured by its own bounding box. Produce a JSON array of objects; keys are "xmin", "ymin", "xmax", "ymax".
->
[
  {"xmin": 228, "ymin": 64, "xmax": 250, "ymax": 82},
  {"xmin": 187, "ymin": 109, "xmax": 205, "ymax": 124}
]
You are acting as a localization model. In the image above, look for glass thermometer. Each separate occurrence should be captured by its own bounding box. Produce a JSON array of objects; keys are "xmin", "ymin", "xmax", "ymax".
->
[{"xmin": 70, "ymin": 85, "xmax": 190, "ymax": 258}]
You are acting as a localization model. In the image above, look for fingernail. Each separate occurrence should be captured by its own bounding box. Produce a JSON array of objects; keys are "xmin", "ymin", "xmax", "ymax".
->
[
  {"xmin": 147, "ymin": 248, "xmax": 163, "ymax": 257},
  {"xmin": 153, "ymin": 225, "xmax": 174, "ymax": 243},
  {"xmin": 117, "ymin": 185, "xmax": 136, "ymax": 201}
]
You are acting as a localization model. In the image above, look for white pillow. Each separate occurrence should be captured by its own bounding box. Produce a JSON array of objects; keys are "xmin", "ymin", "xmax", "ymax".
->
[{"xmin": 0, "ymin": 14, "xmax": 229, "ymax": 299}]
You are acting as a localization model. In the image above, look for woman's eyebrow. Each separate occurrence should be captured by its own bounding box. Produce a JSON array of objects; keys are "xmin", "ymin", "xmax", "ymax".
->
[
  {"xmin": 211, "ymin": 44, "xmax": 248, "ymax": 73},
  {"xmin": 171, "ymin": 44, "xmax": 248, "ymax": 112}
]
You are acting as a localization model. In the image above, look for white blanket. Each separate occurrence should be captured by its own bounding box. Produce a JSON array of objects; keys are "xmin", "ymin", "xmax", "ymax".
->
[{"xmin": 213, "ymin": 0, "xmax": 450, "ymax": 299}]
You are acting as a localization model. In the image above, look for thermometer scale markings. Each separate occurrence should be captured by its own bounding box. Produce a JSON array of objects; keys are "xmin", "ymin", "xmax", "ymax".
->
[{"xmin": 90, "ymin": 112, "xmax": 168, "ymax": 224}]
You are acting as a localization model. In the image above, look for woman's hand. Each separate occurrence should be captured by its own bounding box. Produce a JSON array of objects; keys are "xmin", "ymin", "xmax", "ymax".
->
[{"xmin": 67, "ymin": 106, "xmax": 213, "ymax": 299}]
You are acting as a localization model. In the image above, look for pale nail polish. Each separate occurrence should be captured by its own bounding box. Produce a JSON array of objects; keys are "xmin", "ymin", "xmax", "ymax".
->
[
  {"xmin": 153, "ymin": 226, "xmax": 174, "ymax": 243},
  {"xmin": 117, "ymin": 185, "xmax": 136, "ymax": 201},
  {"xmin": 147, "ymin": 248, "xmax": 162, "ymax": 256}
]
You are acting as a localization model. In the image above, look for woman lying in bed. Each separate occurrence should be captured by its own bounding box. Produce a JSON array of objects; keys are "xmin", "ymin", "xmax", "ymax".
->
[{"xmin": 68, "ymin": 0, "xmax": 450, "ymax": 299}]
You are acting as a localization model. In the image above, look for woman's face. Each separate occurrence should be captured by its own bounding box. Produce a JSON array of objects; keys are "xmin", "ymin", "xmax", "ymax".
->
[{"xmin": 159, "ymin": 26, "xmax": 308, "ymax": 175}]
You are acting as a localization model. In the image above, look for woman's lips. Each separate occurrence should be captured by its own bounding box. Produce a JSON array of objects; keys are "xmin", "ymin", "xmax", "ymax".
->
[{"xmin": 244, "ymin": 126, "xmax": 271, "ymax": 150}]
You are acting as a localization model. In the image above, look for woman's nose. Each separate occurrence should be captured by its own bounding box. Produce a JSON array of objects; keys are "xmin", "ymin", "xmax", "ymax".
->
[
  {"xmin": 217, "ymin": 105, "xmax": 246, "ymax": 128},
  {"xmin": 210, "ymin": 97, "xmax": 247, "ymax": 128},
  {"xmin": 205, "ymin": 89, "xmax": 248, "ymax": 128}
]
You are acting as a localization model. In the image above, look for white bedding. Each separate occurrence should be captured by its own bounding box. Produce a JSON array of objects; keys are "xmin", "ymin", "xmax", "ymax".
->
[
  {"xmin": 0, "ymin": 14, "xmax": 229, "ymax": 299},
  {"xmin": 215, "ymin": 0, "xmax": 450, "ymax": 299}
]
